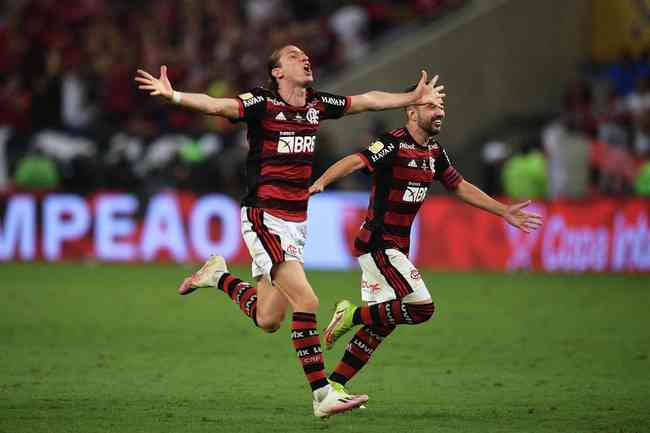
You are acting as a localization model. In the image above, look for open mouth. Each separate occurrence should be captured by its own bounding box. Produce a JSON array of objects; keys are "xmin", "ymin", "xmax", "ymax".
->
[
  {"xmin": 433, "ymin": 119, "xmax": 442, "ymax": 128},
  {"xmin": 303, "ymin": 63, "xmax": 312, "ymax": 74}
]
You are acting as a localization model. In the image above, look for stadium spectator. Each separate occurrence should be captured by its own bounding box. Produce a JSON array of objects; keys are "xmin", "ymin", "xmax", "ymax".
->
[{"xmin": 0, "ymin": 0, "xmax": 464, "ymax": 196}]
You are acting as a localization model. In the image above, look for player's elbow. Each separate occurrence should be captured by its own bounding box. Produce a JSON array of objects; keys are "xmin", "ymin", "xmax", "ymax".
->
[{"xmin": 348, "ymin": 154, "xmax": 366, "ymax": 171}]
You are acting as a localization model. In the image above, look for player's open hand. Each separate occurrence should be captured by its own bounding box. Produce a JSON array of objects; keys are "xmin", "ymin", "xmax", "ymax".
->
[
  {"xmin": 412, "ymin": 70, "xmax": 445, "ymax": 107},
  {"xmin": 134, "ymin": 65, "xmax": 173, "ymax": 100},
  {"xmin": 503, "ymin": 200, "xmax": 543, "ymax": 233}
]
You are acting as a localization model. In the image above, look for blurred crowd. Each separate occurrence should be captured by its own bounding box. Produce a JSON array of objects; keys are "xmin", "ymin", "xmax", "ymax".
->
[
  {"xmin": 483, "ymin": 50, "xmax": 650, "ymax": 199},
  {"xmin": 0, "ymin": 0, "xmax": 465, "ymax": 196}
]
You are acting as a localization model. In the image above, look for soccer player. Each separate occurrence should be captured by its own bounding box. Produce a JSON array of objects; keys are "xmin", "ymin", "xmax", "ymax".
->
[
  {"xmin": 308, "ymin": 84, "xmax": 543, "ymax": 390},
  {"xmin": 134, "ymin": 45, "xmax": 444, "ymax": 417}
]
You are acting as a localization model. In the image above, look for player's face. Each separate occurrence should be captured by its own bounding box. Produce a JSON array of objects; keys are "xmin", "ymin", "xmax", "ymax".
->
[
  {"xmin": 416, "ymin": 104, "xmax": 445, "ymax": 135},
  {"xmin": 276, "ymin": 45, "xmax": 314, "ymax": 86}
]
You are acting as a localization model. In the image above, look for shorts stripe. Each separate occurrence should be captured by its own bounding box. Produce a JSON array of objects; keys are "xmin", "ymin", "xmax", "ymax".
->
[
  {"xmin": 247, "ymin": 208, "xmax": 285, "ymax": 265},
  {"xmin": 371, "ymin": 250, "xmax": 413, "ymax": 299}
]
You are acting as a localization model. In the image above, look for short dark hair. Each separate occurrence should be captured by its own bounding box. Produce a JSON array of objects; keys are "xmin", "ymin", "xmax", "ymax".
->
[{"xmin": 266, "ymin": 46, "xmax": 287, "ymax": 90}]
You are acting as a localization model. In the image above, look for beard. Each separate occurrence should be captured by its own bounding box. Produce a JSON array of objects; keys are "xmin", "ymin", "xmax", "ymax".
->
[{"xmin": 419, "ymin": 117, "xmax": 441, "ymax": 136}]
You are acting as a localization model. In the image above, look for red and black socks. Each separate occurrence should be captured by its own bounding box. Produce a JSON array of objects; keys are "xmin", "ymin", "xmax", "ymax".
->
[
  {"xmin": 291, "ymin": 312, "xmax": 329, "ymax": 392},
  {"xmin": 329, "ymin": 324, "xmax": 395, "ymax": 385},
  {"xmin": 217, "ymin": 273, "xmax": 258, "ymax": 326},
  {"xmin": 353, "ymin": 300, "xmax": 435, "ymax": 326}
]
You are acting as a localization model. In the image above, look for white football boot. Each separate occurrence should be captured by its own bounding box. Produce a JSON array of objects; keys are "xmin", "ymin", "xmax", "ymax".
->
[
  {"xmin": 313, "ymin": 385, "xmax": 368, "ymax": 418},
  {"xmin": 178, "ymin": 255, "xmax": 228, "ymax": 295}
]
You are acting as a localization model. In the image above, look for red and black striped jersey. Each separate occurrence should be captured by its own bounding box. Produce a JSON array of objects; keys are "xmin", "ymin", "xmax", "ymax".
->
[
  {"xmin": 234, "ymin": 87, "xmax": 351, "ymax": 222},
  {"xmin": 354, "ymin": 127, "xmax": 463, "ymax": 256}
]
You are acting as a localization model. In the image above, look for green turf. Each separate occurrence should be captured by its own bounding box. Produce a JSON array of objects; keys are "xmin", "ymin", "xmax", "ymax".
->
[{"xmin": 1, "ymin": 263, "xmax": 648, "ymax": 433}]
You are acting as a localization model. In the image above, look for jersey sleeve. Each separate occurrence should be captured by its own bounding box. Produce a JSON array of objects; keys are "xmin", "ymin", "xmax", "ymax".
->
[
  {"xmin": 316, "ymin": 91, "xmax": 351, "ymax": 120},
  {"xmin": 356, "ymin": 135, "xmax": 398, "ymax": 174},
  {"xmin": 233, "ymin": 87, "xmax": 268, "ymax": 122},
  {"xmin": 433, "ymin": 146, "xmax": 464, "ymax": 189}
]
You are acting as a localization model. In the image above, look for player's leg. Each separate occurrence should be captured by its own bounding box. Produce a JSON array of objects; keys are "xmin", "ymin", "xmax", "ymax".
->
[
  {"xmin": 272, "ymin": 260, "xmax": 368, "ymax": 416},
  {"xmin": 326, "ymin": 249, "xmax": 434, "ymax": 337},
  {"xmin": 272, "ymin": 261, "xmax": 326, "ymax": 392},
  {"xmin": 327, "ymin": 252, "xmax": 398, "ymax": 385},
  {"xmin": 328, "ymin": 320, "xmax": 395, "ymax": 386},
  {"xmin": 177, "ymin": 207, "xmax": 290, "ymax": 332},
  {"xmin": 213, "ymin": 207, "xmax": 292, "ymax": 332},
  {"xmin": 254, "ymin": 277, "xmax": 289, "ymax": 332},
  {"xmin": 325, "ymin": 249, "xmax": 434, "ymax": 385}
]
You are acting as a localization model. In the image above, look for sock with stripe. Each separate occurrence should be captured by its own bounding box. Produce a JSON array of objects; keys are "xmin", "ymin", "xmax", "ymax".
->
[
  {"xmin": 329, "ymin": 324, "xmax": 395, "ymax": 385},
  {"xmin": 217, "ymin": 273, "xmax": 258, "ymax": 326},
  {"xmin": 291, "ymin": 312, "xmax": 329, "ymax": 394},
  {"xmin": 352, "ymin": 301, "xmax": 434, "ymax": 326}
]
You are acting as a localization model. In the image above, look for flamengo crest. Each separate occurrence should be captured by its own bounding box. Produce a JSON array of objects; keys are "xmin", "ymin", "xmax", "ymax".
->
[{"xmin": 306, "ymin": 108, "xmax": 319, "ymax": 124}]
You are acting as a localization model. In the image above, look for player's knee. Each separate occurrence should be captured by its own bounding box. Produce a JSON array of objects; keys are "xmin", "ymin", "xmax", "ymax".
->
[
  {"xmin": 407, "ymin": 302, "xmax": 435, "ymax": 324},
  {"xmin": 259, "ymin": 321, "xmax": 282, "ymax": 333},
  {"xmin": 257, "ymin": 312, "xmax": 285, "ymax": 333}
]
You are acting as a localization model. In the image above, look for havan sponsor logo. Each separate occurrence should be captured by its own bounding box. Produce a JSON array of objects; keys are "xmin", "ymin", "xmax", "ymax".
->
[
  {"xmin": 320, "ymin": 96, "xmax": 345, "ymax": 106},
  {"xmin": 370, "ymin": 143, "xmax": 395, "ymax": 162},
  {"xmin": 242, "ymin": 95, "xmax": 264, "ymax": 108}
]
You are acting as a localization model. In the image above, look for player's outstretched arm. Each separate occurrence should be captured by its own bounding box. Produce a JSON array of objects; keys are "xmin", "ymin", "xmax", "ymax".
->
[
  {"xmin": 309, "ymin": 154, "xmax": 366, "ymax": 195},
  {"xmin": 134, "ymin": 65, "xmax": 240, "ymax": 118},
  {"xmin": 453, "ymin": 180, "xmax": 543, "ymax": 233},
  {"xmin": 346, "ymin": 71, "xmax": 445, "ymax": 114}
]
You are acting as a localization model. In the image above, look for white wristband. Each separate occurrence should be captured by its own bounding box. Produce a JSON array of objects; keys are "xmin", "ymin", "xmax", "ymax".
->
[{"xmin": 172, "ymin": 91, "xmax": 182, "ymax": 104}]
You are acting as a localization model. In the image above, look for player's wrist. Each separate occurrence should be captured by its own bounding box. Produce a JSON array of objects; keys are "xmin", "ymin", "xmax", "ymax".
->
[{"xmin": 171, "ymin": 90, "xmax": 182, "ymax": 104}]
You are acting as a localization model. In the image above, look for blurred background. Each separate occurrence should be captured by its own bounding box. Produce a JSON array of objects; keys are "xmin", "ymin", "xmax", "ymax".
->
[{"xmin": 0, "ymin": 0, "xmax": 649, "ymax": 271}]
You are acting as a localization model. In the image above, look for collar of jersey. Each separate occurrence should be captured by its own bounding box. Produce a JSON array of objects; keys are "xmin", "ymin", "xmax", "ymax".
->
[
  {"xmin": 403, "ymin": 127, "xmax": 433, "ymax": 149},
  {"xmin": 272, "ymin": 87, "xmax": 316, "ymax": 108}
]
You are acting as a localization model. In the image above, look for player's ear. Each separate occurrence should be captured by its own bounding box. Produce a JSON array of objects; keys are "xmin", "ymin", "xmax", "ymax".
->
[
  {"xmin": 406, "ymin": 106, "xmax": 416, "ymax": 121},
  {"xmin": 272, "ymin": 66, "xmax": 283, "ymax": 80}
]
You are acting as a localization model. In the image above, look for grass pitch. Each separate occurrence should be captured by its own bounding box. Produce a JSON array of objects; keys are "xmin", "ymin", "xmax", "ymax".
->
[{"xmin": 1, "ymin": 263, "xmax": 649, "ymax": 433}]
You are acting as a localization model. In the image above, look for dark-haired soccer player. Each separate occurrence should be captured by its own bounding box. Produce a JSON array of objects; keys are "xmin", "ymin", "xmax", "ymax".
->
[
  {"xmin": 309, "ymin": 85, "xmax": 543, "ymax": 390},
  {"xmin": 135, "ymin": 45, "xmax": 444, "ymax": 417}
]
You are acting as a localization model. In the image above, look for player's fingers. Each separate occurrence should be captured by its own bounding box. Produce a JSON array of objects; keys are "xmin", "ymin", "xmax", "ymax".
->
[
  {"xmin": 151, "ymin": 90, "xmax": 160, "ymax": 96},
  {"xmin": 525, "ymin": 214, "xmax": 542, "ymax": 223},
  {"xmin": 523, "ymin": 220, "xmax": 541, "ymax": 230},
  {"xmin": 138, "ymin": 85, "xmax": 155, "ymax": 90},
  {"xmin": 434, "ymin": 84, "xmax": 444, "ymax": 92},
  {"xmin": 523, "ymin": 213, "xmax": 543, "ymax": 225},
  {"xmin": 418, "ymin": 70, "xmax": 427, "ymax": 86},
  {"xmin": 134, "ymin": 77, "xmax": 152, "ymax": 84},
  {"xmin": 429, "ymin": 74, "xmax": 439, "ymax": 87},
  {"xmin": 161, "ymin": 65, "xmax": 167, "ymax": 79},
  {"xmin": 511, "ymin": 200, "xmax": 532, "ymax": 211},
  {"xmin": 136, "ymin": 69, "xmax": 155, "ymax": 80}
]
